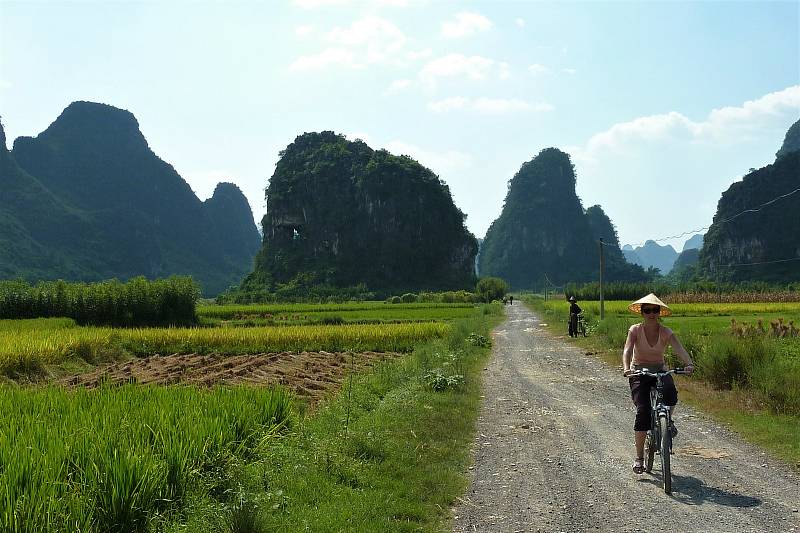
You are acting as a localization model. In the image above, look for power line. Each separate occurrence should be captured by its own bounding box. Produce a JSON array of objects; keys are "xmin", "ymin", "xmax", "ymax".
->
[
  {"xmin": 725, "ymin": 256, "xmax": 800, "ymax": 267},
  {"xmin": 619, "ymin": 186, "xmax": 800, "ymax": 249}
]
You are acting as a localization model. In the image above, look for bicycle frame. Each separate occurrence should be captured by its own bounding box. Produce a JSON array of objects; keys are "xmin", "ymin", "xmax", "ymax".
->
[{"xmin": 628, "ymin": 368, "xmax": 686, "ymax": 494}]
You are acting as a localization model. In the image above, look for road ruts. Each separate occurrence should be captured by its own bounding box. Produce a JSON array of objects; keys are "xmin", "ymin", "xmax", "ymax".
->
[{"xmin": 452, "ymin": 302, "xmax": 800, "ymax": 533}]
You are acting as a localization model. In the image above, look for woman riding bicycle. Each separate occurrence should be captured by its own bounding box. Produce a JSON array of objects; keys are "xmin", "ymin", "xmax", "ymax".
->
[{"xmin": 622, "ymin": 293, "xmax": 693, "ymax": 474}]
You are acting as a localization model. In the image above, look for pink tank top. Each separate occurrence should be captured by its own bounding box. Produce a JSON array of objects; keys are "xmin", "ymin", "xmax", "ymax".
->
[{"xmin": 630, "ymin": 323, "xmax": 673, "ymax": 368}]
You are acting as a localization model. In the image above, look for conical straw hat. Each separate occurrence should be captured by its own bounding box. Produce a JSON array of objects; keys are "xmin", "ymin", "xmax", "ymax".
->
[{"xmin": 628, "ymin": 293, "xmax": 671, "ymax": 316}]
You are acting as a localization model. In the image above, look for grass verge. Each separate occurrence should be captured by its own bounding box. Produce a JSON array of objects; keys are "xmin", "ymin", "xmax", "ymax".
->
[
  {"xmin": 521, "ymin": 295, "xmax": 800, "ymax": 470},
  {"xmin": 168, "ymin": 302, "xmax": 504, "ymax": 532}
]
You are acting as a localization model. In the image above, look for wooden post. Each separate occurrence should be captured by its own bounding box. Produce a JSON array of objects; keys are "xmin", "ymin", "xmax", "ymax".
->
[{"xmin": 599, "ymin": 238, "xmax": 605, "ymax": 320}]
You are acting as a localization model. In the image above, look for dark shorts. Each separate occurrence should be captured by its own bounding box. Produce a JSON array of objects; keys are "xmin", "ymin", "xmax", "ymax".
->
[{"xmin": 629, "ymin": 374, "xmax": 678, "ymax": 431}]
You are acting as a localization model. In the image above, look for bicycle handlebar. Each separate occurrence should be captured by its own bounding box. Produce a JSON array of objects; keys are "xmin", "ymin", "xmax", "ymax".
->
[{"xmin": 625, "ymin": 368, "xmax": 689, "ymax": 377}]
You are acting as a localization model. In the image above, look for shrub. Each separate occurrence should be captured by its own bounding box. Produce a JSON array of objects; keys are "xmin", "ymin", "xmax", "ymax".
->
[
  {"xmin": 389, "ymin": 296, "xmax": 402, "ymax": 304},
  {"xmin": 400, "ymin": 293, "xmax": 418, "ymax": 303},
  {"xmin": 423, "ymin": 368, "xmax": 464, "ymax": 391},
  {"xmin": 476, "ymin": 277, "xmax": 509, "ymax": 303}
]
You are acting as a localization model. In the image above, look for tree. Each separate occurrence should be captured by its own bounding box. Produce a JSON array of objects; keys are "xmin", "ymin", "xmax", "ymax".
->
[{"xmin": 476, "ymin": 277, "xmax": 509, "ymax": 303}]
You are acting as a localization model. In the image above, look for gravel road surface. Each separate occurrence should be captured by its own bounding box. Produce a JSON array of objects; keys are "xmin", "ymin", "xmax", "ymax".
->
[{"xmin": 452, "ymin": 303, "xmax": 800, "ymax": 532}]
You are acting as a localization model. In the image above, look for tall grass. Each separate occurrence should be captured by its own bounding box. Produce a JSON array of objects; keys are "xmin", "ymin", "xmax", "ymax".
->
[
  {"xmin": 0, "ymin": 385, "xmax": 293, "ymax": 532},
  {"xmin": 0, "ymin": 277, "xmax": 199, "ymax": 326}
]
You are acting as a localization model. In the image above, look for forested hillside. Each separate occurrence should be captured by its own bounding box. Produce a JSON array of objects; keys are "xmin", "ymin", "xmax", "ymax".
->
[
  {"xmin": 240, "ymin": 131, "xmax": 477, "ymax": 298},
  {"xmin": 699, "ymin": 118, "xmax": 800, "ymax": 283},
  {"xmin": 0, "ymin": 102, "xmax": 260, "ymax": 294},
  {"xmin": 479, "ymin": 148, "xmax": 647, "ymax": 288}
]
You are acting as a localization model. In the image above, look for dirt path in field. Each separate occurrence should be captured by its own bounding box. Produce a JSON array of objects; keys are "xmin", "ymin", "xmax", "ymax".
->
[
  {"xmin": 452, "ymin": 303, "xmax": 800, "ymax": 533},
  {"xmin": 59, "ymin": 351, "xmax": 398, "ymax": 404}
]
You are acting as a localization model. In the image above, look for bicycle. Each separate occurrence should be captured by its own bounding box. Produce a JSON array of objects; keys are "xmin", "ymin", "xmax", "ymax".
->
[
  {"xmin": 626, "ymin": 368, "xmax": 688, "ymax": 494},
  {"xmin": 576, "ymin": 313, "xmax": 587, "ymax": 337},
  {"xmin": 568, "ymin": 312, "xmax": 587, "ymax": 337}
]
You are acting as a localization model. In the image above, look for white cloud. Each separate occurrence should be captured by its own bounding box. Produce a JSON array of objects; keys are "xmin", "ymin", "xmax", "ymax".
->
[
  {"xmin": 291, "ymin": 15, "xmax": 409, "ymax": 70},
  {"xmin": 290, "ymin": 48, "xmax": 359, "ymax": 70},
  {"xmin": 384, "ymin": 79, "xmax": 413, "ymax": 95},
  {"xmin": 383, "ymin": 140, "xmax": 473, "ymax": 174},
  {"xmin": 294, "ymin": 25, "xmax": 315, "ymax": 38},
  {"xmin": 292, "ymin": 0, "xmax": 350, "ymax": 8},
  {"xmin": 581, "ymin": 85, "xmax": 800, "ymax": 157},
  {"xmin": 562, "ymin": 68, "xmax": 577, "ymax": 75},
  {"xmin": 428, "ymin": 97, "xmax": 554, "ymax": 114},
  {"xmin": 441, "ymin": 11, "xmax": 493, "ymax": 39},
  {"xmin": 292, "ymin": 0, "xmax": 414, "ymax": 8},
  {"xmin": 515, "ymin": 17, "xmax": 525, "ymax": 28},
  {"xmin": 569, "ymin": 86, "xmax": 800, "ymax": 248},
  {"xmin": 0, "ymin": 80, "xmax": 11, "ymax": 90},
  {"xmin": 405, "ymin": 48, "xmax": 433, "ymax": 61},
  {"xmin": 419, "ymin": 53, "xmax": 503, "ymax": 86},
  {"xmin": 528, "ymin": 63, "xmax": 549, "ymax": 75},
  {"xmin": 427, "ymin": 96, "xmax": 469, "ymax": 112}
]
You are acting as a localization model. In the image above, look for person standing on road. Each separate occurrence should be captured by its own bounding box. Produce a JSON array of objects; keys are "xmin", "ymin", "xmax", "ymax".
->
[
  {"xmin": 509, "ymin": 295, "xmax": 513, "ymax": 305},
  {"xmin": 568, "ymin": 296, "xmax": 581, "ymax": 337},
  {"xmin": 621, "ymin": 293, "xmax": 694, "ymax": 474}
]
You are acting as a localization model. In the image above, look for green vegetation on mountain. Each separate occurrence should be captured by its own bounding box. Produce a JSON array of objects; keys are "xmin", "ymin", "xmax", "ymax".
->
[
  {"xmin": 0, "ymin": 102, "xmax": 260, "ymax": 295},
  {"xmin": 776, "ymin": 118, "xmax": 800, "ymax": 160},
  {"xmin": 699, "ymin": 119, "xmax": 800, "ymax": 283},
  {"xmin": 238, "ymin": 132, "xmax": 477, "ymax": 299},
  {"xmin": 479, "ymin": 148, "xmax": 647, "ymax": 288}
]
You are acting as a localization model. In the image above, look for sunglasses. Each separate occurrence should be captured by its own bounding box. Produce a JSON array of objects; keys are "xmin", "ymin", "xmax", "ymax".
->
[{"xmin": 641, "ymin": 306, "xmax": 661, "ymax": 314}]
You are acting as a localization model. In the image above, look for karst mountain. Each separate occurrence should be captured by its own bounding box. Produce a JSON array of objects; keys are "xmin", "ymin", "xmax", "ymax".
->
[
  {"xmin": 698, "ymin": 118, "xmax": 800, "ymax": 282},
  {"xmin": 0, "ymin": 102, "xmax": 260, "ymax": 294},
  {"xmin": 239, "ymin": 131, "xmax": 477, "ymax": 297},
  {"xmin": 479, "ymin": 147, "xmax": 647, "ymax": 288}
]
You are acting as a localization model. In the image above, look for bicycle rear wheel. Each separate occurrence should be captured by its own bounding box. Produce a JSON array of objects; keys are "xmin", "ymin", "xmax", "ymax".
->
[{"xmin": 659, "ymin": 416, "xmax": 672, "ymax": 494}]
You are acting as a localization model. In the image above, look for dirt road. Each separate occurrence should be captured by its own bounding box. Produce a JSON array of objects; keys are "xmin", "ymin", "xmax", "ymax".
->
[{"xmin": 452, "ymin": 303, "xmax": 800, "ymax": 532}]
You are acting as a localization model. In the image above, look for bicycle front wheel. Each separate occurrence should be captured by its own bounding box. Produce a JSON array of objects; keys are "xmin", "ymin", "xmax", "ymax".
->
[
  {"xmin": 645, "ymin": 430, "xmax": 656, "ymax": 473},
  {"xmin": 659, "ymin": 416, "xmax": 672, "ymax": 494}
]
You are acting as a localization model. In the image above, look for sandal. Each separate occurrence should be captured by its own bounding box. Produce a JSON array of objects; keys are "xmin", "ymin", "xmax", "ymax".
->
[{"xmin": 633, "ymin": 457, "xmax": 644, "ymax": 474}]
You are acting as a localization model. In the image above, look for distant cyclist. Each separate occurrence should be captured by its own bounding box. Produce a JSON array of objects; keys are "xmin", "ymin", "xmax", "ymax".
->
[
  {"xmin": 622, "ymin": 293, "xmax": 694, "ymax": 474},
  {"xmin": 567, "ymin": 296, "xmax": 581, "ymax": 337}
]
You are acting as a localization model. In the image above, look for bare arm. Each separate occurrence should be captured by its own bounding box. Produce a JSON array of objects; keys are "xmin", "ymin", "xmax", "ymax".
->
[
  {"xmin": 668, "ymin": 334, "xmax": 694, "ymax": 370},
  {"xmin": 622, "ymin": 327, "xmax": 635, "ymax": 374}
]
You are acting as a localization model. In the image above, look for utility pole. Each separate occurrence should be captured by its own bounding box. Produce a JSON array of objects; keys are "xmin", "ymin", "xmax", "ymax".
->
[{"xmin": 599, "ymin": 238, "xmax": 605, "ymax": 320}]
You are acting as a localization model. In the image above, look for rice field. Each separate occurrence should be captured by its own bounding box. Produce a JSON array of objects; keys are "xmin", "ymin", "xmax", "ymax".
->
[
  {"xmin": 0, "ymin": 321, "xmax": 451, "ymax": 375},
  {"xmin": 0, "ymin": 384, "xmax": 293, "ymax": 533},
  {"xmin": 0, "ymin": 301, "xmax": 482, "ymax": 531},
  {"xmin": 197, "ymin": 301, "xmax": 476, "ymax": 320}
]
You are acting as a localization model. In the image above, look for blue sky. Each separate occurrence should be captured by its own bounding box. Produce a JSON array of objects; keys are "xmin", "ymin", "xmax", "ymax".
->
[{"xmin": 1, "ymin": 0, "xmax": 798, "ymax": 251}]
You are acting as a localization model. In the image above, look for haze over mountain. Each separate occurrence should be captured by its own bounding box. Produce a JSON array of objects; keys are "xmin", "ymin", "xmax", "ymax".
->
[
  {"xmin": 0, "ymin": 102, "xmax": 260, "ymax": 295},
  {"xmin": 240, "ymin": 131, "xmax": 477, "ymax": 297},
  {"xmin": 622, "ymin": 241, "xmax": 679, "ymax": 275},
  {"xmin": 682, "ymin": 234, "xmax": 704, "ymax": 252},
  {"xmin": 699, "ymin": 118, "xmax": 800, "ymax": 283},
  {"xmin": 479, "ymin": 148, "xmax": 647, "ymax": 288}
]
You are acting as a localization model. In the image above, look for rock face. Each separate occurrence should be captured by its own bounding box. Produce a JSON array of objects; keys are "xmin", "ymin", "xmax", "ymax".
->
[
  {"xmin": 698, "ymin": 119, "xmax": 800, "ymax": 282},
  {"xmin": 242, "ymin": 131, "xmax": 477, "ymax": 294},
  {"xmin": 1, "ymin": 102, "xmax": 260, "ymax": 294},
  {"xmin": 479, "ymin": 148, "xmax": 646, "ymax": 288}
]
